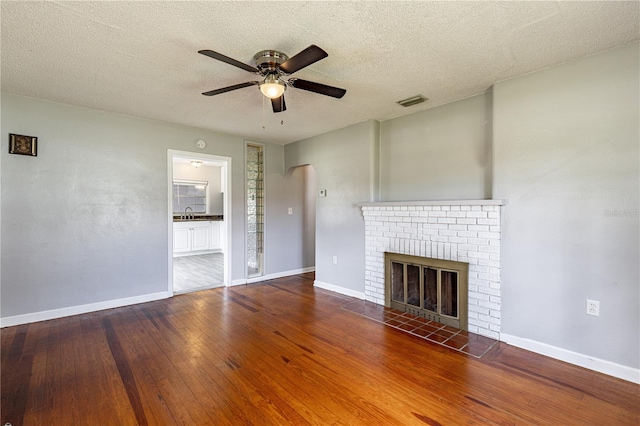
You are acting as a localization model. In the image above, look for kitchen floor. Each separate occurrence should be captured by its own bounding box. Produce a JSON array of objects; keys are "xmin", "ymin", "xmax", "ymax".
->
[
  {"xmin": 173, "ymin": 253, "xmax": 224, "ymax": 293},
  {"xmin": 342, "ymin": 300, "xmax": 498, "ymax": 358}
]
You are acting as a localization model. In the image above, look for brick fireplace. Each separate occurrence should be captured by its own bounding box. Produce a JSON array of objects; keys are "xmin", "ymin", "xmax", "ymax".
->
[{"xmin": 361, "ymin": 200, "xmax": 504, "ymax": 339}]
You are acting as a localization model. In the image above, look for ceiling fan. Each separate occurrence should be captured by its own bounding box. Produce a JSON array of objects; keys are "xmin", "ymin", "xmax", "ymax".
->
[{"xmin": 198, "ymin": 45, "xmax": 346, "ymax": 113}]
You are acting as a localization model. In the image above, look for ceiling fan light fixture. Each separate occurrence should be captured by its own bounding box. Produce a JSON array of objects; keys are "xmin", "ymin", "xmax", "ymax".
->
[{"xmin": 260, "ymin": 75, "xmax": 286, "ymax": 99}]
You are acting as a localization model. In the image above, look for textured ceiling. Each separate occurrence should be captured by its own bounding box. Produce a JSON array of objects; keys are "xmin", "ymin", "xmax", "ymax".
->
[{"xmin": 2, "ymin": 1, "xmax": 638, "ymax": 145}]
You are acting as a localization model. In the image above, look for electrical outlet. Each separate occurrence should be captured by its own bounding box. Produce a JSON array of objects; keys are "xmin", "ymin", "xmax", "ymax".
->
[
  {"xmin": 586, "ymin": 299, "xmax": 600, "ymax": 316},
  {"xmin": 332, "ymin": 256, "xmax": 338, "ymax": 265}
]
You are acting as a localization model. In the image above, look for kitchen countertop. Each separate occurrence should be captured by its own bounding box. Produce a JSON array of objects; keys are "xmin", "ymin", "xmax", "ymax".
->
[{"xmin": 173, "ymin": 215, "xmax": 223, "ymax": 222}]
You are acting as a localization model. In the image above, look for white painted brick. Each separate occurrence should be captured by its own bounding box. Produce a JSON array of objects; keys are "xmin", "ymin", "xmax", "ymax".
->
[
  {"xmin": 482, "ymin": 205, "xmax": 498, "ymax": 212},
  {"xmin": 477, "ymin": 218, "xmax": 500, "ymax": 226},
  {"xmin": 361, "ymin": 202, "xmax": 501, "ymax": 334},
  {"xmin": 469, "ymin": 304, "xmax": 490, "ymax": 315},
  {"xmin": 468, "ymin": 238, "xmax": 490, "ymax": 246},
  {"xmin": 437, "ymin": 217, "xmax": 457, "ymax": 224},
  {"xmin": 395, "ymin": 211, "xmax": 410, "ymax": 217},
  {"xmin": 458, "ymin": 231, "xmax": 478, "ymax": 238},
  {"xmin": 456, "ymin": 218, "xmax": 476, "ymax": 225},
  {"xmin": 479, "ymin": 231, "xmax": 500, "ymax": 240},
  {"xmin": 468, "ymin": 225, "xmax": 490, "ymax": 232},
  {"xmin": 478, "ymin": 286, "xmax": 500, "ymax": 296},
  {"xmin": 446, "ymin": 211, "xmax": 467, "ymax": 218},
  {"xmin": 478, "ymin": 300, "xmax": 501, "ymax": 311},
  {"xmin": 478, "ymin": 259, "xmax": 500, "ymax": 268},
  {"xmin": 479, "ymin": 314, "xmax": 500, "ymax": 325},
  {"xmin": 468, "ymin": 251, "xmax": 491, "ymax": 260},
  {"xmin": 479, "ymin": 245, "xmax": 500, "ymax": 254},
  {"xmin": 466, "ymin": 211, "xmax": 488, "ymax": 218}
]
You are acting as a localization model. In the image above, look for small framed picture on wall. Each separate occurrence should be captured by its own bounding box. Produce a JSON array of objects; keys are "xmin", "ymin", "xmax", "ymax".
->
[{"xmin": 9, "ymin": 133, "xmax": 37, "ymax": 156}]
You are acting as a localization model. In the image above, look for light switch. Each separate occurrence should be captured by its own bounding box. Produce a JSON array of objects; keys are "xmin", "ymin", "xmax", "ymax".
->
[{"xmin": 288, "ymin": 207, "xmax": 293, "ymax": 215}]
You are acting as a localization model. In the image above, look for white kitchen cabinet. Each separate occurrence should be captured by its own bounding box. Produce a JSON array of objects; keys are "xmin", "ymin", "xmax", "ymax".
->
[
  {"xmin": 173, "ymin": 221, "xmax": 224, "ymax": 255},
  {"xmin": 173, "ymin": 221, "xmax": 211, "ymax": 254},
  {"xmin": 173, "ymin": 226, "xmax": 191, "ymax": 253},
  {"xmin": 209, "ymin": 221, "xmax": 220, "ymax": 249},
  {"xmin": 191, "ymin": 224, "xmax": 210, "ymax": 251}
]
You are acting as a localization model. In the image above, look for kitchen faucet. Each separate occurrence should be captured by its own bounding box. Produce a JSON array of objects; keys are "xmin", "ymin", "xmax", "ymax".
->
[{"xmin": 183, "ymin": 206, "xmax": 194, "ymax": 220}]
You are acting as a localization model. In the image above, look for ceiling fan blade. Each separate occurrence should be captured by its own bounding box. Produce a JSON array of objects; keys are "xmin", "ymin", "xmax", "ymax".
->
[
  {"xmin": 279, "ymin": 45, "xmax": 328, "ymax": 74},
  {"xmin": 202, "ymin": 81, "xmax": 259, "ymax": 96},
  {"xmin": 289, "ymin": 78, "xmax": 346, "ymax": 99},
  {"xmin": 198, "ymin": 50, "xmax": 259, "ymax": 73},
  {"xmin": 271, "ymin": 95, "xmax": 286, "ymax": 113}
]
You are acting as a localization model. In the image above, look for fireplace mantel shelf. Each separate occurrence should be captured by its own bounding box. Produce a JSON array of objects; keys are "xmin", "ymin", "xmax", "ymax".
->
[{"xmin": 359, "ymin": 199, "xmax": 506, "ymax": 207}]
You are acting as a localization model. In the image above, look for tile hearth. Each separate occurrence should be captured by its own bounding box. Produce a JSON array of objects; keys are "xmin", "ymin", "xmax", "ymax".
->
[{"xmin": 343, "ymin": 300, "xmax": 498, "ymax": 358}]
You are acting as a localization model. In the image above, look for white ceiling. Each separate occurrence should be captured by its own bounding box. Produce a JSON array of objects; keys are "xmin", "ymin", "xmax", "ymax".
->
[{"xmin": 2, "ymin": 1, "xmax": 638, "ymax": 145}]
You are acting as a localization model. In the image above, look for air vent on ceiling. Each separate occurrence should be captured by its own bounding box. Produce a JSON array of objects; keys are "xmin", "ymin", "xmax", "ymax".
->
[{"xmin": 397, "ymin": 95, "xmax": 428, "ymax": 107}]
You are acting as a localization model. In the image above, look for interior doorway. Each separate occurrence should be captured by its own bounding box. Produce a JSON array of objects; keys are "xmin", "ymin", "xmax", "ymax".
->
[{"xmin": 167, "ymin": 150, "xmax": 232, "ymax": 295}]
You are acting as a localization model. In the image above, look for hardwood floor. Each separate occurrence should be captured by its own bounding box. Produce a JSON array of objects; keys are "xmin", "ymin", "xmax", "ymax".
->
[{"xmin": 2, "ymin": 273, "xmax": 638, "ymax": 425}]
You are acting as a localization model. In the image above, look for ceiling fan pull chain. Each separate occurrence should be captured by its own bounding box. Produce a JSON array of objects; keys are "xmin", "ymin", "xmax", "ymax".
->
[{"xmin": 262, "ymin": 94, "xmax": 266, "ymax": 131}]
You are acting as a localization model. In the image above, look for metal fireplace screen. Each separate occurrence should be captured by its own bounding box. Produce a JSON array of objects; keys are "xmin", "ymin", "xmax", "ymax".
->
[{"xmin": 385, "ymin": 252, "xmax": 468, "ymax": 330}]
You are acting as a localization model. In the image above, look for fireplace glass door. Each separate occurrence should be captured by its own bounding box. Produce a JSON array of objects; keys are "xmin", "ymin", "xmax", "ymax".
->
[{"xmin": 385, "ymin": 252, "xmax": 468, "ymax": 330}]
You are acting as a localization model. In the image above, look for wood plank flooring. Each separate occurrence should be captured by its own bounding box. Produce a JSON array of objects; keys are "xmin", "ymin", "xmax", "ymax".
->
[{"xmin": 2, "ymin": 273, "xmax": 639, "ymax": 425}]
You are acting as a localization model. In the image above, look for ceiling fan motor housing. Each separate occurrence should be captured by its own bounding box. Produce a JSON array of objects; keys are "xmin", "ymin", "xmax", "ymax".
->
[{"xmin": 253, "ymin": 50, "xmax": 289, "ymax": 74}]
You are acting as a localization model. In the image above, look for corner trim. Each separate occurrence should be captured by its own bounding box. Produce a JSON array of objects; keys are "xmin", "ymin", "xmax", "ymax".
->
[
  {"xmin": 313, "ymin": 280, "xmax": 366, "ymax": 300},
  {"xmin": 501, "ymin": 333, "xmax": 640, "ymax": 384},
  {"xmin": 0, "ymin": 291, "xmax": 171, "ymax": 328}
]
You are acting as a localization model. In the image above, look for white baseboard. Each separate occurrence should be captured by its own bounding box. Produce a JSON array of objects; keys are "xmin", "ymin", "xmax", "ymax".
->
[
  {"xmin": 313, "ymin": 280, "xmax": 366, "ymax": 300},
  {"xmin": 0, "ymin": 291, "xmax": 171, "ymax": 328},
  {"xmin": 231, "ymin": 267, "xmax": 316, "ymax": 286},
  {"xmin": 501, "ymin": 333, "xmax": 640, "ymax": 384}
]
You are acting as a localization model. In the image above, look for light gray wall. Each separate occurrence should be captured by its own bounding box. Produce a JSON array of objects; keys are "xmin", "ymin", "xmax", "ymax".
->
[
  {"xmin": 0, "ymin": 93, "xmax": 294, "ymax": 318},
  {"xmin": 263, "ymin": 143, "xmax": 310, "ymax": 275},
  {"xmin": 285, "ymin": 120, "xmax": 378, "ymax": 293},
  {"xmin": 493, "ymin": 43, "xmax": 639, "ymax": 368},
  {"xmin": 265, "ymin": 163, "xmax": 316, "ymax": 274},
  {"xmin": 173, "ymin": 163, "xmax": 223, "ymax": 215},
  {"xmin": 380, "ymin": 93, "xmax": 492, "ymax": 201}
]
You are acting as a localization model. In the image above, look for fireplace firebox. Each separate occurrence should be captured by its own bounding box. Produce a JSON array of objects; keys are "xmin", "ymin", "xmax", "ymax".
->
[{"xmin": 385, "ymin": 252, "xmax": 468, "ymax": 331}]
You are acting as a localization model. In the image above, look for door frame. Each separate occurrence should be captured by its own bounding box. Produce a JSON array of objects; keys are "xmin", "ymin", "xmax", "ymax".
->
[{"xmin": 167, "ymin": 149, "xmax": 232, "ymax": 295}]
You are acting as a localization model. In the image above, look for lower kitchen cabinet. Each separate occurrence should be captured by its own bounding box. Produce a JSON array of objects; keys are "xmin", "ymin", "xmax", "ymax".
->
[{"xmin": 173, "ymin": 221, "xmax": 219, "ymax": 254}]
